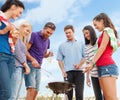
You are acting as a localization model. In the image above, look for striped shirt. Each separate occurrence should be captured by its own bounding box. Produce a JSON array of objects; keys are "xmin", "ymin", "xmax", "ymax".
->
[{"xmin": 85, "ymin": 43, "xmax": 98, "ymax": 77}]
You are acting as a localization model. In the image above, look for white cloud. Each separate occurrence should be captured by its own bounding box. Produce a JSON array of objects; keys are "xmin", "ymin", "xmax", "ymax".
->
[
  {"xmin": 21, "ymin": 0, "xmax": 90, "ymax": 25},
  {"xmin": 79, "ymin": 0, "xmax": 91, "ymax": 6},
  {"xmin": 23, "ymin": 0, "xmax": 75, "ymax": 24},
  {"xmin": 1, "ymin": 0, "xmax": 91, "ymax": 26}
]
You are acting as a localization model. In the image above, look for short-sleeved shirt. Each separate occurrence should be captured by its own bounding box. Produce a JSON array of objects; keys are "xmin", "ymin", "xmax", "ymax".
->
[
  {"xmin": 96, "ymin": 32, "xmax": 115, "ymax": 67},
  {"xmin": 57, "ymin": 39, "xmax": 85, "ymax": 72},
  {"xmin": 28, "ymin": 31, "xmax": 50, "ymax": 64}
]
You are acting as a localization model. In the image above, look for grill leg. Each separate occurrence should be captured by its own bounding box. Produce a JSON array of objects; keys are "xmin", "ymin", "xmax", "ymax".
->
[
  {"xmin": 52, "ymin": 93, "xmax": 59, "ymax": 100},
  {"xmin": 64, "ymin": 93, "xmax": 68, "ymax": 100},
  {"xmin": 52, "ymin": 93, "xmax": 55, "ymax": 100}
]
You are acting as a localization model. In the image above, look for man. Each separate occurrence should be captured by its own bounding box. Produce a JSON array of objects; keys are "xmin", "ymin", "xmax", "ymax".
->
[
  {"xmin": 57, "ymin": 25, "xmax": 85, "ymax": 100},
  {"xmin": 25, "ymin": 22, "xmax": 56, "ymax": 100}
]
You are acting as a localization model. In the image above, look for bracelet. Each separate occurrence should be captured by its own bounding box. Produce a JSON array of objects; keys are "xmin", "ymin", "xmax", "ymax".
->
[{"xmin": 90, "ymin": 61, "xmax": 95, "ymax": 67}]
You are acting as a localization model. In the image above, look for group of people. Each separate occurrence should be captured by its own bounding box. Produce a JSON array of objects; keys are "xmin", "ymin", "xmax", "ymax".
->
[
  {"xmin": 57, "ymin": 13, "xmax": 119, "ymax": 100},
  {"xmin": 0, "ymin": 0, "xmax": 56, "ymax": 100},
  {"xmin": 0, "ymin": 0, "xmax": 119, "ymax": 100}
]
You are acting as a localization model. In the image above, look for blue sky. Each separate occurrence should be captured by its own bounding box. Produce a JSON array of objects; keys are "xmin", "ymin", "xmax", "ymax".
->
[{"xmin": 0, "ymin": 0, "xmax": 120, "ymax": 98}]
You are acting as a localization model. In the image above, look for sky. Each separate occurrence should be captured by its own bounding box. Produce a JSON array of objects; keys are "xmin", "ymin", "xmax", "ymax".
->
[{"xmin": 0, "ymin": 0, "xmax": 120, "ymax": 98}]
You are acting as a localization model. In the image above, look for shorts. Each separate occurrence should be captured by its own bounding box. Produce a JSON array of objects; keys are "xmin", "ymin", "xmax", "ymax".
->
[
  {"xmin": 24, "ymin": 63, "xmax": 41, "ymax": 91},
  {"xmin": 98, "ymin": 64, "xmax": 119, "ymax": 79}
]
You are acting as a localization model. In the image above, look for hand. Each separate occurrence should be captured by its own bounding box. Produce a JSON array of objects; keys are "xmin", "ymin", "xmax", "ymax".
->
[
  {"xmin": 74, "ymin": 64, "xmax": 80, "ymax": 70},
  {"xmin": 23, "ymin": 62, "xmax": 30, "ymax": 74},
  {"xmin": 0, "ymin": 24, "xmax": 14, "ymax": 34},
  {"xmin": 62, "ymin": 71, "xmax": 67, "ymax": 78},
  {"xmin": 86, "ymin": 77, "xmax": 91, "ymax": 87},
  {"xmin": 8, "ymin": 23, "xmax": 15, "ymax": 30},
  {"xmin": 5, "ymin": 23, "xmax": 15, "ymax": 32},
  {"xmin": 24, "ymin": 66, "xmax": 30, "ymax": 74},
  {"xmin": 83, "ymin": 63, "xmax": 94, "ymax": 73},
  {"xmin": 31, "ymin": 59, "xmax": 40, "ymax": 68},
  {"xmin": 48, "ymin": 51, "xmax": 54, "ymax": 57}
]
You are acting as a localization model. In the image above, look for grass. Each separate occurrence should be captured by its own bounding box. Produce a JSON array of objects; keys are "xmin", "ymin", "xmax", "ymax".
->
[
  {"xmin": 18, "ymin": 96, "xmax": 96, "ymax": 100},
  {"xmin": 19, "ymin": 96, "xmax": 120, "ymax": 100}
]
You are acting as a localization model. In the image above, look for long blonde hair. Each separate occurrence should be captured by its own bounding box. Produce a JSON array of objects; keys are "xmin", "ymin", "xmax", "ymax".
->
[{"xmin": 18, "ymin": 22, "xmax": 32, "ymax": 44}]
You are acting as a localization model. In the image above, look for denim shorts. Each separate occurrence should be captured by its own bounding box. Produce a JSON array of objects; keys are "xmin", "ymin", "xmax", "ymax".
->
[
  {"xmin": 24, "ymin": 63, "xmax": 41, "ymax": 91},
  {"xmin": 98, "ymin": 64, "xmax": 119, "ymax": 79}
]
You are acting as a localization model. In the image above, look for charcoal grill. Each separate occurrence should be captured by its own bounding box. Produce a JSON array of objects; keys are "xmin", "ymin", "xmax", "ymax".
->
[{"xmin": 48, "ymin": 81, "xmax": 75, "ymax": 100}]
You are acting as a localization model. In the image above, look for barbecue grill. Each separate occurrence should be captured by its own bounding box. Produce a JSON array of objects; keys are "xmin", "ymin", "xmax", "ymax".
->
[{"xmin": 48, "ymin": 81, "xmax": 75, "ymax": 100}]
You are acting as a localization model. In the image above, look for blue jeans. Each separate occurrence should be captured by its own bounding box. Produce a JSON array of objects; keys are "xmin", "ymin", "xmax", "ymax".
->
[
  {"xmin": 91, "ymin": 77, "xmax": 103, "ymax": 100},
  {"xmin": 0, "ymin": 53, "xmax": 15, "ymax": 100},
  {"xmin": 24, "ymin": 63, "xmax": 41, "ymax": 91},
  {"xmin": 66, "ymin": 70, "xmax": 84, "ymax": 100},
  {"xmin": 9, "ymin": 66, "xmax": 24, "ymax": 100}
]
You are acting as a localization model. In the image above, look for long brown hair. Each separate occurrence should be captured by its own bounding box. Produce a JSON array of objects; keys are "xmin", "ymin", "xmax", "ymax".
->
[
  {"xmin": 82, "ymin": 25, "xmax": 97, "ymax": 46},
  {"xmin": 93, "ymin": 13, "xmax": 118, "ymax": 38}
]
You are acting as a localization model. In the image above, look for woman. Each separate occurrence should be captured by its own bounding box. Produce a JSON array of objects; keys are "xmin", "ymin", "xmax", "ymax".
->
[
  {"xmin": 9, "ymin": 22, "xmax": 32, "ymax": 100},
  {"xmin": 84, "ymin": 13, "xmax": 119, "ymax": 100},
  {"xmin": 83, "ymin": 25, "xmax": 103, "ymax": 100},
  {"xmin": 0, "ymin": 0, "xmax": 25, "ymax": 99}
]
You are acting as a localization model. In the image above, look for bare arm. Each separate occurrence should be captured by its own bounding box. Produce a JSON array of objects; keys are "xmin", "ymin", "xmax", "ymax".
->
[
  {"xmin": 44, "ymin": 50, "xmax": 49, "ymax": 58},
  {"xmin": 92, "ymin": 31, "xmax": 109, "ymax": 63},
  {"xmin": 22, "ymin": 62, "xmax": 30, "ymax": 74},
  {"xmin": 0, "ymin": 23, "xmax": 14, "ymax": 34},
  {"xmin": 79, "ymin": 58, "xmax": 86, "ymax": 67},
  {"xmin": 74, "ymin": 58, "xmax": 86, "ymax": 69},
  {"xmin": 26, "ymin": 42, "xmax": 34, "ymax": 61},
  {"xmin": 0, "ymin": 28, "xmax": 9, "ymax": 34},
  {"xmin": 86, "ymin": 72, "xmax": 91, "ymax": 87},
  {"xmin": 58, "ymin": 60, "xmax": 67, "ymax": 77},
  {"xmin": 84, "ymin": 31, "xmax": 109, "ymax": 73}
]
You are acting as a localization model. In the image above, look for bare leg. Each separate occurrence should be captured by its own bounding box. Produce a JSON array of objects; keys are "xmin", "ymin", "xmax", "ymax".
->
[
  {"xmin": 33, "ymin": 89, "xmax": 38, "ymax": 100},
  {"xmin": 25, "ymin": 88, "xmax": 38, "ymax": 100},
  {"xmin": 99, "ymin": 77, "xmax": 117, "ymax": 100}
]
